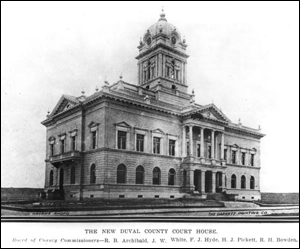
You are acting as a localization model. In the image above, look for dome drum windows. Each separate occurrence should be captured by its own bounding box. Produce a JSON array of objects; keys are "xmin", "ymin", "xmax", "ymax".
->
[{"xmin": 142, "ymin": 58, "xmax": 156, "ymax": 83}]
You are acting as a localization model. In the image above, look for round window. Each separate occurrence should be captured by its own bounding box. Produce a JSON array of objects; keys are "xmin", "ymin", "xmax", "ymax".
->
[
  {"xmin": 147, "ymin": 37, "xmax": 151, "ymax": 46},
  {"xmin": 171, "ymin": 36, "xmax": 177, "ymax": 45}
]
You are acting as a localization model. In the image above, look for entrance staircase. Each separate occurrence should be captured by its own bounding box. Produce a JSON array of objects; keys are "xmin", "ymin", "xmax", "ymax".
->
[{"xmin": 206, "ymin": 193, "xmax": 229, "ymax": 201}]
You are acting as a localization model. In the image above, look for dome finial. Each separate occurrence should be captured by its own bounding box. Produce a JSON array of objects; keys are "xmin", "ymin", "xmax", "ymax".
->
[{"xmin": 159, "ymin": 7, "xmax": 167, "ymax": 21}]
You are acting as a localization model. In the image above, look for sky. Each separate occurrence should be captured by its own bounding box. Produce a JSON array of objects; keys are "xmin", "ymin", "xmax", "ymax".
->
[{"xmin": 1, "ymin": 2, "xmax": 299, "ymax": 192}]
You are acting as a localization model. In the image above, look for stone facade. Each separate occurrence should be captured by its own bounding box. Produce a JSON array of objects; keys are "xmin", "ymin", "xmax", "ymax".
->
[{"xmin": 42, "ymin": 11, "xmax": 265, "ymax": 201}]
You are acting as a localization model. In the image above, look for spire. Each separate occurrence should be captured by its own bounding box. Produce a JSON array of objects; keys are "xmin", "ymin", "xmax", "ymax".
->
[{"xmin": 159, "ymin": 7, "xmax": 167, "ymax": 21}]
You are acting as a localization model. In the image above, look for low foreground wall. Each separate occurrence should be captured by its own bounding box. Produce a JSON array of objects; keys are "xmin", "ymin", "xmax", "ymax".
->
[
  {"xmin": 1, "ymin": 188, "xmax": 43, "ymax": 202},
  {"xmin": 261, "ymin": 193, "xmax": 299, "ymax": 204}
]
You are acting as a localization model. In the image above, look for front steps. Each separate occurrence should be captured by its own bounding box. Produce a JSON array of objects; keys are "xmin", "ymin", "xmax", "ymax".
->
[{"xmin": 206, "ymin": 193, "xmax": 229, "ymax": 201}]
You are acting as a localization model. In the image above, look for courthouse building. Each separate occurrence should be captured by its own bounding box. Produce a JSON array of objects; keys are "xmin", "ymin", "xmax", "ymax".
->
[{"xmin": 42, "ymin": 11, "xmax": 265, "ymax": 201}]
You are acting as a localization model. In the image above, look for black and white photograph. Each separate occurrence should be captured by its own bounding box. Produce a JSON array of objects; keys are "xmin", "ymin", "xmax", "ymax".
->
[{"xmin": 1, "ymin": 1, "xmax": 299, "ymax": 248}]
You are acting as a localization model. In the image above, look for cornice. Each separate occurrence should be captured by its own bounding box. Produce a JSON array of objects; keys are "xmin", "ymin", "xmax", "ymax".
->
[{"xmin": 136, "ymin": 43, "xmax": 189, "ymax": 60}]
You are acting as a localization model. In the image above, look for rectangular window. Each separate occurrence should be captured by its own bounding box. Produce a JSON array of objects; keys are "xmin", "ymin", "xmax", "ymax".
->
[
  {"xmin": 72, "ymin": 136, "xmax": 76, "ymax": 151},
  {"xmin": 208, "ymin": 145, "xmax": 212, "ymax": 159},
  {"xmin": 50, "ymin": 144, "xmax": 54, "ymax": 156},
  {"xmin": 169, "ymin": 139, "xmax": 176, "ymax": 156},
  {"xmin": 224, "ymin": 149, "xmax": 227, "ymax": 161},
  {"xmin": 241, "ymin": 152, "xmax": 246, "ymax": 165},
  {"xmin": 167, "ymin": 67, "xmax": 170, "ymax": 77},
  {"xmin": 92, "ymin": 131, "xmax": 97, "ymax": 149},
  {"xmin": 251, "ymin": 154, "xmax": 255, "ymax": 166},
  {"xmin": 118, "ymin": 131, "xmax": 127, "ymax": 150},
  {"xmin": 61, "ymin": 139, "xmax": 65, "ymax": 154},
  {"xmin": 187, "ymin": 142, "xmax": 190, "ymax": 156},
  {"xmin": 153, "ymin": 137, "xmax": 160, "ymax": 154},
  {"xmin": 175, "ymin": 70, "xmax": 179, "ymax": 81},
  {"xmin": 232, "ymin": 151, "xmax": 236, "ymax": 164},
  {"xmin": 136, "ymin": 134, "xmax": 144, "ymax": 152},
  {"xmin": 197, "ymin": 144, "xmax": 201, "ymax": 158}
]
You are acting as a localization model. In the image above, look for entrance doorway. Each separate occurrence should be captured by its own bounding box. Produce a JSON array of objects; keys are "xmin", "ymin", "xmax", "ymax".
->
[
  {"xmin": 205, "ymin": 171, "xmax": 212, "ymax": 193},
  {"xmin": 193, "ymin": 170, "xmax": 201, "ymax": 192},
  {"xmin": 216, "ymin": 172, "xmax": 223, "ymax": 193}
]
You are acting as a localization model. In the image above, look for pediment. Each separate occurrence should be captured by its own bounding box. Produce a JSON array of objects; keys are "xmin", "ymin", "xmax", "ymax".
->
[
  {"xmin": 115, "ymin": 121, "xmax": 131, "ymax": 128},
  {"xmin": 48, "ymin": 136, "xmax": 56, "ymax": 142},
  {"xmin": 50, "ymin": 95, "xmax": 79, "ymax": 116},
  {"xmin": 189, "ymin": 104, "xmax": 230, "ymax": 123},
  {"xmin": 152, "ymin": 128, "xmax": 165, "ymax": 134},
  {"xmin": 88, "ymin": 121, "xmax": 100, "ymax": 128}
]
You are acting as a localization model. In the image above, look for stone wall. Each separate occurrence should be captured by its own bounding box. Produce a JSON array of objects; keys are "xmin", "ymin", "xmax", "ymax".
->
[{"xmin": 261, "ymin": 193, "xmax": 299, "ymax": 204}]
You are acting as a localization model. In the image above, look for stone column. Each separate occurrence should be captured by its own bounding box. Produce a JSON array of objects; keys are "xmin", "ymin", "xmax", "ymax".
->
[
  {"xmin": 222, "ymin": 173, "xmax": 226, "ymax": 192},
  {"xmin": 187, "ymin": 170, "xmax": 194, "ymax": 191},
  {"xmin": 221, "ymin": 132, "xmax": 225, "ymax": 160},
  {"xmin": 200, "ymin": 127, "xmax": 205, "ymax": 158},
  {"xmin": 212, "ymin": 171, "xmax": 216, "ymax": 193},
  {"xmin": 189, "ymin": 125, "xmax": 194, "ymax": 157},
  {"xmin": 211, "ymin": 130, "xmax": 215, "ymax": 159},
  {"xmin": 201, "ymin": 170, "xmax": 206, "ymax": 193},
  {"xmin": 182, "ymin": 126, "xmax": 186, "ymax": 157}
]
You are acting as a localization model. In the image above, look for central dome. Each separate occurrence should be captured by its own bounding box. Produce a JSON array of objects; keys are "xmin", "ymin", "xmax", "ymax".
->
[{"xmin": 144, "ymin": 10, "xmax": 181, "ymax": 41}]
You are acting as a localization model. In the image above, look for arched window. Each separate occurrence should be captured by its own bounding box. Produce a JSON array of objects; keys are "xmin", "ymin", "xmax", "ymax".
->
[
  {"xmin": 241, "ymin": 175, "xmax": 246, "ymax": 189},
  {"xmin": 49, "ymin": 170, "xmax": 54, "ymax": 186},
  {"xmin": 168, "ymin": 169, "xmax": 176, "ymax": 186},
  {"xmin": 136, "ymin": 165, "xmax": 144, "ymax": 184},
  {"xmin": 90, "ymin": 164, "xmax": 96, "ymax": 184},
  {"xmin": 231, "ymin": 174, "xmax": 236, "ymax": 189},
  {"xmin": 153, "ymin": 167, "xmax": 161, "ymax": 185},
  {"xmin": 70, "ymin": 166, "xmax": 75, "ymax": 184},
  {"xmin": 117, "ymin": 164, "xmax": 127, "ymax": 184},
  {"xmin": 250, "ymin": 176, "xmax": 255, "ymax": 190}
]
